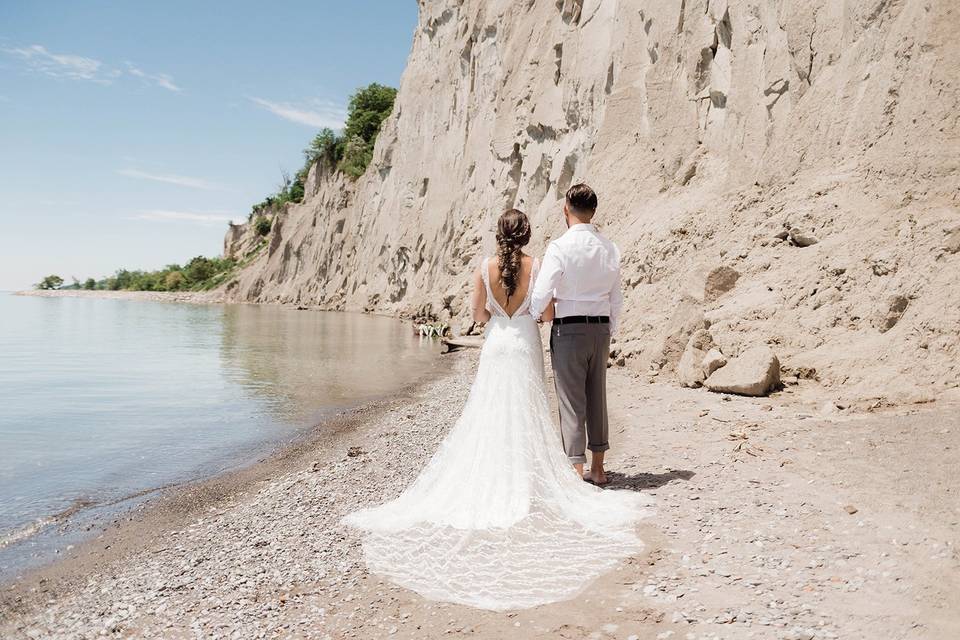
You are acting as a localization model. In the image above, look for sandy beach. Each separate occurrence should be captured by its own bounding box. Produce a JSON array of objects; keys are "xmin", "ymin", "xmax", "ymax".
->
[{"xmin": 2, "ymin": 335, "xmax": 957, "ymax": 640}]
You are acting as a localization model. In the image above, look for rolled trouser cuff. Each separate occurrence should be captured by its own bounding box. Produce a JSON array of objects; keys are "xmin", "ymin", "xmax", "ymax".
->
[
  {"xmin": 588, "ymin": 443, "xmax": 610, "ymax": 453},
  {"xmin": 568, "ymin": 454, "xmax": 587, "ymax": 465}
]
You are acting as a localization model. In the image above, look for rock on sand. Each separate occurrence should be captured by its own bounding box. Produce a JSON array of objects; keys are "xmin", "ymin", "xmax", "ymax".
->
[{"xmin": 704, "ymin": 346, "xmax": 781, "ymax": 396}]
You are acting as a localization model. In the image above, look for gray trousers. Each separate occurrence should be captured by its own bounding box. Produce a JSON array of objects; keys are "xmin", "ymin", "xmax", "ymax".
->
[{"xmin": 549, "ymin": 321, "xmax": 611, "ymax": 464}]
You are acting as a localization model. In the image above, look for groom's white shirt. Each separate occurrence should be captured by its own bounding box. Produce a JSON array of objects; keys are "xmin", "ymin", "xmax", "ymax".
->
[{"xmin": 531, "ymin": 223, "xmax": 623, "ymax": 334}]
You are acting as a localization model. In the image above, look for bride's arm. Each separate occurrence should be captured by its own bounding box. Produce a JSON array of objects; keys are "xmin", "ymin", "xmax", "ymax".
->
[{"xmin": 471, "ymin": 268, "xmax": 491, "ymax": 323}]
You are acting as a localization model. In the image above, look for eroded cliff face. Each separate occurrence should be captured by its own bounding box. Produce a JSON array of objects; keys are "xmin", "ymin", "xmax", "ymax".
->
[{"xmin": 223, "ymin": 0, "xmax": 960, "ymax": 404}]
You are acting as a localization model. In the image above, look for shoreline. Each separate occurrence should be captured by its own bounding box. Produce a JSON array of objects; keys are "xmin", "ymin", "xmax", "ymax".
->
[
  {"xmin": 0, "ymin": 349, "xmax": 457, "ymax": 617},
  {"xmin": 1, "ymin": 291, "xmax": 442, "ymax": 588},
  {"xmin": 10, "ymin": 288, "xmax": 408, "ymax": 321},
  {"xmin": 13, "ymin": 289, "xmax": 225, "ymax": 304},
  {"xmin": 16, "ymin": 289, "xmax": 960, "ymax": 408}
]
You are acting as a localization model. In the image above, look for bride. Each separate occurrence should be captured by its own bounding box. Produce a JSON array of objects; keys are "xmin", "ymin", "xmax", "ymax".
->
[{"xmin": 343, "ymin": 209, "xmax": 653, "ymax": 611}]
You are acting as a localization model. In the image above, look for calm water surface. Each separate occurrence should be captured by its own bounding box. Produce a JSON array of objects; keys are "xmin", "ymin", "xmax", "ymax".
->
[{"xmin": 0, "ymin": 293, "xmax": 439, "ymax": 577}]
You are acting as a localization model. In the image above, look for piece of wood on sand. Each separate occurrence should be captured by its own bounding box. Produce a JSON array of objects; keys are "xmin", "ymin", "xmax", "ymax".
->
[{"xmin": 441, "ymin": 336, "xmax": 484, "ymax": 353}]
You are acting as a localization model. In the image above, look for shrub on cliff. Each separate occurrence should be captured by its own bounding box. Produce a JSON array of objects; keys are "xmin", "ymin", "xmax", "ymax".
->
[
  {"xmin": 248, "ymin": 82, "xmax": 397, "ymax": 218},
  {"xmin": 254, "ymin": 215, "xmax": 272, "ymax": 236},
  {"xmin": 288, "ymin": 168, "xmax": 306, "ymax": 202},
  {"xmin": 305, "ymin": 128, "xmax": 342, "ymax": 167},
  {"xmin": 337, "ymin": 83, "xmax": 397, "ymax": 178},
  {"xmin": 249, "ymin": 168, "xmax": 306, "ymax": 220},
  {"xmin": 83, "ymin": 278, "xmax": 96, "ymax": 290},
  {"xmin": 338, "ymin": 134, "xmax": 374, "ymax": 179},
  {"xmin": 300, "ymin": 83, "xmax": 397, "ymax": 179},
  {"xmin": 343, "ymin": 83, "xmax": 397, "ymax": 144}
]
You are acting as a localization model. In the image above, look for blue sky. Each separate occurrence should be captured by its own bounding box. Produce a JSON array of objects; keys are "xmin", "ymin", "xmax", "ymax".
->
[{"xmin": 0, "ymin": 1, "xmax": 418, "ymax": 290}]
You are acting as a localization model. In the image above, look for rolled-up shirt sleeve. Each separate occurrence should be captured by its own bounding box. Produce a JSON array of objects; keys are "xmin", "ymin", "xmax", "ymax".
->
[
  {"xmin": 531, "ymin": 242, "xmax": 563, "ymax": 320},
  {"xmin": 609, "ymin": 246, "xmax": 624, "ymax": 335}
]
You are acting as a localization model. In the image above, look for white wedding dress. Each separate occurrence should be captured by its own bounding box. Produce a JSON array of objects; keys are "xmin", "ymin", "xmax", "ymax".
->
[{"xmin": 343, "ymin": 258, "xmax": 654, "ymax": 610}]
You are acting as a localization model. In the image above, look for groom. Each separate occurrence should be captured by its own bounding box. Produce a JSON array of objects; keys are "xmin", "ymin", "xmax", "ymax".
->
[{"xmin": 531, "ymin": 183, "xmax": 623, "ymax": 486}]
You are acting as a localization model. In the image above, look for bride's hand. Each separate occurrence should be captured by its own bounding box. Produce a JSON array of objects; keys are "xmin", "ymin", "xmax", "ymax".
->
[{"xmin": 540, "ymin": 298, "xmax": 557, "ymax": 322}]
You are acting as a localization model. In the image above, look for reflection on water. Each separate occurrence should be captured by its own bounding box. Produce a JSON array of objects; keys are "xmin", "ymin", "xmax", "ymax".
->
[
  {"xmin": 0, "ymin": 294, "xmax": 439, "ymax": 577},
  {"xmin": 218, "ymin": 305, "xmax": 437, "ymax": 422}
]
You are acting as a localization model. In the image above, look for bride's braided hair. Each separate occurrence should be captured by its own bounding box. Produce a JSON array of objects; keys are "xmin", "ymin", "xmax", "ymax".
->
[{"xmin": 495, "ymin": 209, "xmax": 531, "ymax": 303}]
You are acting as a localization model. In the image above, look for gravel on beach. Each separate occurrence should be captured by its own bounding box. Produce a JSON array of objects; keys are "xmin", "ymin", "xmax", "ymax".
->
[{"xmin": 2, "ymin": 348, "xmax": 958, "ymax": 639}]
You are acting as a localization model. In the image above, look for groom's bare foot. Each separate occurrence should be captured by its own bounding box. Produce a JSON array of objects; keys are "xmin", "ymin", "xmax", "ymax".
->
[
  {"xmin": 587, "ymin": 467, "xmax": 609, "ymax": 485},
  {"xmin": 573, "ymin": 462, "xmax": 584, "ymax": 478},
  {"xmin": 586, "ymin": 451, "xmax": 609, "ymax": 485}
]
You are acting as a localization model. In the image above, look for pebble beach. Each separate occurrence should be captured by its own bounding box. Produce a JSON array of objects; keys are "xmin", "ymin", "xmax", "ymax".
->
[{"xmin": 2, "ymin": 346, "xmax": 958, "ymax": 639}]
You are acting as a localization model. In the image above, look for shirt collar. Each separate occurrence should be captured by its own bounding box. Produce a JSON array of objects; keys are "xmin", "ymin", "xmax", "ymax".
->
[{"xmin": 565, "ymin": 223, "xmax": 596, "ymax": 234}]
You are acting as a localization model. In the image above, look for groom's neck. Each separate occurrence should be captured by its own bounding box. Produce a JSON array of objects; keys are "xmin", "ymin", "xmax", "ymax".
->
[{"xmin": 567, "ymin": 216, "xmax": 593, "ymax": 228}]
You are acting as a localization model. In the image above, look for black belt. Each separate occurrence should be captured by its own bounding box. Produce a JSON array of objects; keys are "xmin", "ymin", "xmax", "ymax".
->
[{"xmin": 553, "ymin": 315, "xmax": 610, "ymax": 325}]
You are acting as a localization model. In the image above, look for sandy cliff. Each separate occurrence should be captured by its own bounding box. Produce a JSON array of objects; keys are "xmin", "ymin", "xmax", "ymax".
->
[{"xmin": 222, "ymin": 0, "xmax": 960, "ymax": 404}]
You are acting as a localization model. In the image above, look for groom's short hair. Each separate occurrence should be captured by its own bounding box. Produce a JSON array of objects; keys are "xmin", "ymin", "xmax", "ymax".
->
[{"xmin": 566, "ymin": 183, "xmax": 598, "ymax": 216}]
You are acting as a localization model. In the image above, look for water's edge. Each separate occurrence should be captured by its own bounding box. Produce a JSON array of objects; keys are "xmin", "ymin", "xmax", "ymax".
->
[
  {"xmin": 0, "ymin": 293, "xmax": 452, "ymax": 592},
  {"xmin": 13, "ymin": 289, "xmax": 224, "ymax": 304},
  {"xmin": 2, "ymin": 350, "xmax": 455, "ymax": 605}
]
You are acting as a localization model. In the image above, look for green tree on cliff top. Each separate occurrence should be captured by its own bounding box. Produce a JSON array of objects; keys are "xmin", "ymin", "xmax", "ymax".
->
[
  {"xmin": 337, "ymin": 83, "xmax": 397, "ymax": 178},
  {"xmin": 251, "ymin": 82, "xmax": 398, "ymax": 218},
  {"xmin": 343, "ymin": 83, "xmax": 397, "ymax": 145}
]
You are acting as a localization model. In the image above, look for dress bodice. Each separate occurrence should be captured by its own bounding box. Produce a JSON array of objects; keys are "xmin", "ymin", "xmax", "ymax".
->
[{"xmin": 481, "ymin": 256, "xmax": 539, "ymax": 319}]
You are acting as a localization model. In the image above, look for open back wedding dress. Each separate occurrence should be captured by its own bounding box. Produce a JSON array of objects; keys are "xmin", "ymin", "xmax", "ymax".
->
[{"xmin": 343, "ymin": 257, "xmax": 654, "ymax": 610}]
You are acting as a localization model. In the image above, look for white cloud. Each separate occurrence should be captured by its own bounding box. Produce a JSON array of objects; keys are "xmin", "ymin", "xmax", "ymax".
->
[
  {"xmin": 124, "ymin": 63, "xmax": 182, "ymax": 93},
  {"xmin": 4, "ymin": 44, "xmax": 106, "ymax": 83},
  {"xmin": 3, "ymin": 44, "xmax": 182, "ymax": 92},
  {"xmin": 153, "ymin": 74, "xmax": 182, "ymax": 93},
  {"xmin": 249, "ymin": 96, "xmax": 346, "ymax": 129},
  {"xmin": 117, "ymin": 169, "xmax": 220, "ymax": 191},
  {"xmin": 133, "ymin": 210, "xmax": 243, "ymax": 225}
]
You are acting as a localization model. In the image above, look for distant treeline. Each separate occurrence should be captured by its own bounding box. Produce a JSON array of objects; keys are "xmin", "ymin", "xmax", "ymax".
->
[
  {"xmin": 41, "ymin": 255, "xmax": 243, "ymax": 292},
  {"xmin": 37, "ymin": 82, "xmax": 397, "ymax": 293}
]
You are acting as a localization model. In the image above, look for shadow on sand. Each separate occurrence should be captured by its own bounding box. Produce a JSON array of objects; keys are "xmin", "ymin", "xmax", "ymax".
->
[{"xmin": 603, "ymin": 469, "xmax": 695, "ymax": 492}]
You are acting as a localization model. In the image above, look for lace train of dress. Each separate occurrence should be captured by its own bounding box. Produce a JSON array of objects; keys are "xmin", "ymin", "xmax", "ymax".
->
[{"xmin": 343, "ymin": 259, "xmax": 654, "ymax": 610}]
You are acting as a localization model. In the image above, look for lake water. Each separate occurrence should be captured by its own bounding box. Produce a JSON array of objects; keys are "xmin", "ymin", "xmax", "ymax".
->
[{"xmin": 0, "ymin": 293, "xmax": 439, "ymax": 578}]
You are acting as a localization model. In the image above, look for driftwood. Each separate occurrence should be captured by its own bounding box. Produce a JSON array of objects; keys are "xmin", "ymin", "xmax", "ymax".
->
[{"xmin": 441, "ymin": 336, "xmax": 484, "ymax": 353}]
